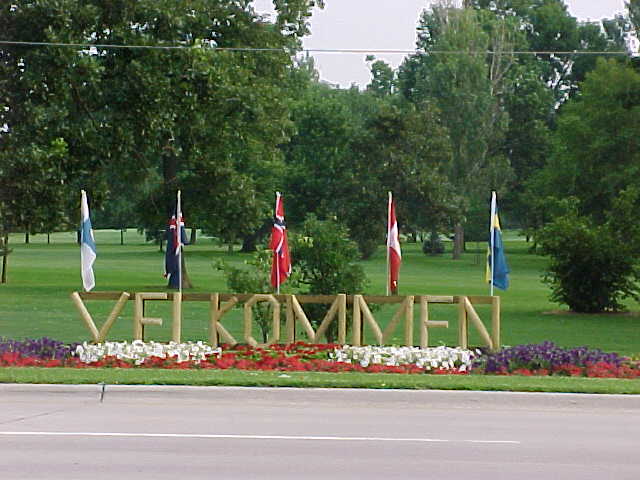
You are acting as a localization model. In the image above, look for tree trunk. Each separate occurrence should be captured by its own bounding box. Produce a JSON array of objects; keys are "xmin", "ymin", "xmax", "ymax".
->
[
  {"xmin": 1, "ymin": 235, "xmax": 8, "ymax": 284},
  {"xmin": 120, "ymin": 229, "xmax": 124, "ymax": 245},
  {"xmin": 190, "ymin": 227, "xmax": 197, "ymax": 245},
  {"xmin": 47, "ymin": 233, "xmax": 51, "ymax": 244},
  {"xmin": 25, "ymin": 231, "xmax": 29, "ymax": 244},
  {"xmin": 241, "ymin": 233, "xmax": 258, "ymax": 253},
  {"xmin": 452, "ymin": 223, "xmax": 464, "ymax": 259}
]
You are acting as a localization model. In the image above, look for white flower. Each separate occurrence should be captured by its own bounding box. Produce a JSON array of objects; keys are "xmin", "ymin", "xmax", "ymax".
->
[
  {"xmin": 330, "ymin": 345, "xmax": 476, "ymax": 372},
  {"xmin": 72, "ymin": 341, "xmax": 221, "ymax": 365}
]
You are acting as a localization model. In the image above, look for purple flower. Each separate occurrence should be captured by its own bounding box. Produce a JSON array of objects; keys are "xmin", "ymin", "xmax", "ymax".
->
[
  {"xmin": 0, "ymin": 337, "xmax": 77, "ymax": 360},
  {"xmin": 473, "ymin": 342, "xmax": 624, "ymax": 373}
]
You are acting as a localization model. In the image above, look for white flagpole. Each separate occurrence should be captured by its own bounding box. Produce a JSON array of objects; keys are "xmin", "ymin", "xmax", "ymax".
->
[
  {"xmin": 386, "ymin": 191, "xmax": 392, "ymax": 297},
  {"xmin": 177, "ymin": 190, "xmax": 182, "ymax": 295},
  {"xmin": 490, "ymin": 191, "xmax": 497, "ymax": 297}
]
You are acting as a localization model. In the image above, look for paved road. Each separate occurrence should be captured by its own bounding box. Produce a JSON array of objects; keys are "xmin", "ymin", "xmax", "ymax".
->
[{"xmin": 1, "ymin": 384, "xmax": 639, "ymax": 479}]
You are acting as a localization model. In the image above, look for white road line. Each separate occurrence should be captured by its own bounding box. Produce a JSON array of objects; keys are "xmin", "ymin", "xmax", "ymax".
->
[{"xmin": 0, "ymin": 431, "xmax": 520, "ymax": 444}]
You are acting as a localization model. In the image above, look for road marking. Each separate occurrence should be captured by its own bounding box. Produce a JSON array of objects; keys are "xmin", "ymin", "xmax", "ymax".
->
[{"xmin": 0, "ymin": 431, "xmax": 520, "ymax": 444}]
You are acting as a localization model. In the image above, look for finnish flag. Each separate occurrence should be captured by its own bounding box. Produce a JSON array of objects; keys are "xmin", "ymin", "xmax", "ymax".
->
[{"xmin": 80, "ymin": 190, "xmax": 96, "ymax": 291}]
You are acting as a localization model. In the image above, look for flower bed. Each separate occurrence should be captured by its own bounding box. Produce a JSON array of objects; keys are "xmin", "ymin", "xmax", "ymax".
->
[
  {"xmin": 1, "ymin": 338, "xmax": 639, "ymax": 378},
  {"xmin": 473, "ymin": 341, "xmax": 640, "ymax": 378}
]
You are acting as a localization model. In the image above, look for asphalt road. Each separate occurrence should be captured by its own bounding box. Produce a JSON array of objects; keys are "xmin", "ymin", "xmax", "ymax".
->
[{"xmin": 1, "ymin": 384, "xmax": 639, "ymax": 479}]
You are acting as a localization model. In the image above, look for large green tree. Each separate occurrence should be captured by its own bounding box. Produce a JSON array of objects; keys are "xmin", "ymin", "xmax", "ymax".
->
[
  {"xmin": 532, "ymin": 58, "xmax": 640, "ymax": 221},
  {"xmin": 1, "ymin": 0, "xmax": 321, "ymax": 280},
  {"xmin": 398, "ymin": 3, "xmax": 517, "ymax": 257}
]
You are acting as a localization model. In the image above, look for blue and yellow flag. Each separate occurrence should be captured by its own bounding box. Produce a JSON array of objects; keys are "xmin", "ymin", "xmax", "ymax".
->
[{"xmin": 486, "ymin": 192, "xmax": 509, "ymax": 291}]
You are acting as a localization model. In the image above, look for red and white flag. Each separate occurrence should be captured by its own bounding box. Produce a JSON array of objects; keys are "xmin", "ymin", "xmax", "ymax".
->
[
  {"xmin": 270, "ymin": 192, "xmax": 291, "ymax": 292},
  {"xmin": 387, "ymin": 192, "xmax": 401, "ymax": 295}
]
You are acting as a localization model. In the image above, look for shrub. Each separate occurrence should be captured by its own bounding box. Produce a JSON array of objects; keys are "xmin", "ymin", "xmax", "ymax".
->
[
  {"xmin": 536, "ymin": 202, "xmax": 640, "ymax": 313},
  {"xmin": 422, "ymin": 230, "xmax": 445, "ymax": 255},
  {"xmin": 290, "ymin": 215, "xmax": 368, "ymax": 341},
  {"xmin": 215, "ymin": 249, "xmax": 298, "ymax": 343}
]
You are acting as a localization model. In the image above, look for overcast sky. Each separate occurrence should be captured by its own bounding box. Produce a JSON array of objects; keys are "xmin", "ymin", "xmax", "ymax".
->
[{"xmin": 253, "ymin": 0, "xmax": 628, "ymax": 87}]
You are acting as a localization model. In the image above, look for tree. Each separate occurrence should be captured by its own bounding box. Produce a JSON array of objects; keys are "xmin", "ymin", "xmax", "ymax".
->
[
  {"xmin": 290, "ymin": 215, "xmax": 368, "ymax": 341},
  {"xmin": 631, "ymin": 0, "xmax": 640, "ymax": 30},
  {"xmin": 532, "ymin": 58, "xmax": 640, "ymax": 222},
  {"xmin": 398, "ymin": 3, "xmax": 516, "ymax": 257},
  {"xmin": 347, "ymin": 100, "xmax": 455, "ymax": 258},
  {"xmin": 537, "ymin": 191, "xmax": 640, "ymax": 313},
  {"xmin": 0, "ymin": 0, "xmax": 322, "ymax": 283},
  {"xmin": 366, "ymin": 56, "xmax": 395, "ymax": 97}
]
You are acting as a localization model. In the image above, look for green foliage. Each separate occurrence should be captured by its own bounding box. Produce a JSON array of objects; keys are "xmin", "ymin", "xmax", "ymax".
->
[
  {"xmin": 533, "ymin": 58, "xmax": 640, "ymax": 222},
  {"xmin": 290, "ymin": 215, "xmax": 367, "ymax": 339},
  {"xmin": 291, "ymin": 215, "xmax": 367, "ymax": 296},
  {"xmin": 422, "ymin": 231, "xmax": 445, "ymax": 256},
  {"xmin": 216, "ymin": 249, "xmax": 297, "ymax": 342},
  {"xmin": 366, "ymin": 57, "xmax": 395, "ymax": 96},
  {"xmin": 537, "ymin": 194, "xmax": 640, "ymax": 313},
  {"xmin": 0, "ymin": 0, "xmax": 319, "ymax": 251}
]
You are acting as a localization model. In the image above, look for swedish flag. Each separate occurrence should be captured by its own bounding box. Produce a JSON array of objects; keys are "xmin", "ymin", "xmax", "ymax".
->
[{"xmin": 486, "ymin": 192, "xmax": 509, "ymax": 291}]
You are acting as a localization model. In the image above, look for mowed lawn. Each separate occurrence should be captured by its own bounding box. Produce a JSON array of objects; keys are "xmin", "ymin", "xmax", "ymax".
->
[{"xmin": 1, "ymin": 229, "xmax": 638, "ymax": 356}]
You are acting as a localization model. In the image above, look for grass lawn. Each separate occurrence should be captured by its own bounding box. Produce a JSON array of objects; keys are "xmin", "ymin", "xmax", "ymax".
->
[
  {"xmin": 0, "ymin": 229, "xmax": 639, "ymax": 356},
  {"xmin": 2, "ymin": 368, "xmax": 639, "ymax": 394}
]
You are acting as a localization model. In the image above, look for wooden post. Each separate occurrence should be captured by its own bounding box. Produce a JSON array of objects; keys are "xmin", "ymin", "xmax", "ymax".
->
[
  {"xmin": 420, "ymin": 296, "xmax": 429, "ymax": 348},
  {"xmin": 313, "ymin": 296, "xmax": 341, "ymax": 343},
  {"xmin": 458, "ymin": 296, "xmax": 468, "ymax": 349},
  {"xmin": 359, "ymin": 296, "xmax": 383, "ymax": 345},
  {"xmin": 290, "ymin": 295, "xmax": 315, "ymax": 340},
  {"xmin": 70, "ymin": 292, "xmax": 100, "ymax": 342},
  {"xmin": 97, "ymin": 292, "xmax": 130, "ymax": 342},
  {"xmin": 243, "ymin": 294, "xmax": 280, "ymax": 346},
  {"xmin": 243, "ymin": 297, "xmax": 259, "ymax": 347},
  {"xmin": 209, "ymin": 293, "xmax": 219, "ymax": 347},
  {"xmin": 464, "ymin": 297, "xmax": 493, "ymax": 350},
  {"xmin": 404, "ymin": 295, "xmax": 414, "ymax": 346},
  {"xmin": 269, "ymin": 299, "xmax": 281, "ymax": 346},
  {"xmin": 172, "ymin": 291, "xmax": 182, "ymax": 343},
  {"xmin": 213, "ymin": 296, "xmax": 238, "ymax": 346},
  {"xmin": 352, "ymin": 294, "xmax": 362, "ymax": 346},
  {"xmin": 337, "ymin": 294, "xmax": 347, "ymax": 345},
  {"xmin": 491, "ymin": 295, "xmax": 501, "ymax": 351},
  {"xmin": 133, "ymin": 293, "xmax": 166, "ymax": 340},
  {"xmin": 286, "ymin": 295, "xmax": 295, "ymax": 343}
]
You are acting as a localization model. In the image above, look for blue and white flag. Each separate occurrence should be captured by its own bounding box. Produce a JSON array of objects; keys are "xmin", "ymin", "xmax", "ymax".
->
[
  {"xmin": 80, "ymin": 190, "xmax": 96, "ymax": 291},
  {"xmin": 486, "ymin": 191, "xmax": 509, "ymax": 293}
]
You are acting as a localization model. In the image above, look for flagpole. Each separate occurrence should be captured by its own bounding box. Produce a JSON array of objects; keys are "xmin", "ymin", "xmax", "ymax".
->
[
  {"xmin": 386, "ymin": 192, "xmax": 391, "ymax": 296},
  {"xmin": 490, "ymin": 191, "xmax": 496, "ymax": 297},
  {"xmin": 80, "ymin": 190, "xmax": 83, "ymax": 292},
  {"xmin": 177, "ymin": 190, "xmax": 182, "ymax": 296},
  {"xmin": 275, "ymin": 192, "xmax": 280, "ymax": 295}
]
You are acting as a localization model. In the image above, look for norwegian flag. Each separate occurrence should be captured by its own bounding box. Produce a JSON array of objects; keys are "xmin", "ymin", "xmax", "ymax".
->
[
  {"xmin": 270, "ymin": 192, "xmax": 291, "ymax": 291},
  {"xmin": 387, "ymin": 192, "xmax": 402, "ymax": 295},
  {"xmin": 164, "ymin": 191, "xmax": 188, "ymax": 289}
]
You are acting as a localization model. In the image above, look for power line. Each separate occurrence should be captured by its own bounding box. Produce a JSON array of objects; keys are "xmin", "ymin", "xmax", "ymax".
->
[{"xmin": 0, "ymin": 40, "xmax": 631, "ymax": 56}]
